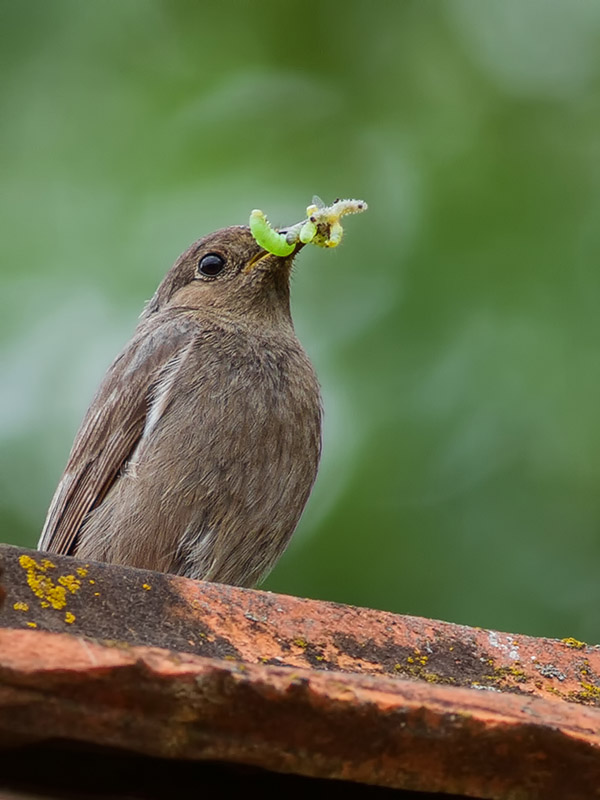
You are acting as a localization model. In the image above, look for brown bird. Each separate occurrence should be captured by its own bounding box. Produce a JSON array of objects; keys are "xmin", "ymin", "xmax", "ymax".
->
[{"xmin": 38, "ymin": 226, "xmax": 322, "ymax": 587}]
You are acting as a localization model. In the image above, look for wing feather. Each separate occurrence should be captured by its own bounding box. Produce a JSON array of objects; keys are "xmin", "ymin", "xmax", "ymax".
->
[{"xmin": 38, "ymin": 314, "xmax": 194, "ymax": 555}]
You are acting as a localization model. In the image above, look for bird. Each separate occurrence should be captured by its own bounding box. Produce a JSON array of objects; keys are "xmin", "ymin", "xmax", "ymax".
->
[{"xmin": 38, "ymin": 225, "xmax": 322, "ymax": 588}]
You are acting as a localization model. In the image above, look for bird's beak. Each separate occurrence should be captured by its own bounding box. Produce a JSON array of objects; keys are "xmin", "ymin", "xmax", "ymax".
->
[
  {"xmin": 244, "ymin": 239, "xmax": 305, "ymax": 272},
  {"xmin": 245, "ymin": 248, "xmax": 270, "ymax": 271}
]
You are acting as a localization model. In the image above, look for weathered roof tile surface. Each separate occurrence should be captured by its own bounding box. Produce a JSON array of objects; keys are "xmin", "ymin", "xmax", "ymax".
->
[{"xmin": 1, "ymin": 544, "xmax": 599, "ymax": 799}]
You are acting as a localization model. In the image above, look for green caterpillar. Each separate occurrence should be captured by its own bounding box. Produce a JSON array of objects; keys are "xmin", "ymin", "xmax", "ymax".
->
[{"xmin": 249, "ymin": 209, "xmax": 295, "ymax": 257}]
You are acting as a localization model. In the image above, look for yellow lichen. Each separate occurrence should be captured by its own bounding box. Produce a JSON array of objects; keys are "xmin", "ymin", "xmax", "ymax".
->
[
  {"xmin": 395, "ymin": 656, "xmax": 455, "ymax": 686},
  {"xmin": 13, "ymin": 602, "xmax": 29, "ymax": 612},
  {"xmin": 26, "ymin": 621, "xmax": 37, "ymax": 628},
  {"xmin": 561, "ymin": 637, "xmax": 586, "ymax": 649},
  {"xmin": 293, "ymin": 638, "xmax": 308, "ymax": 648},
  {"xmin": 76, "ymin": 567, "xmax": 88, "ymax": 577},
  {"xmin": 507, "ymin": 665, "xmax": 527, "ymax": 682},
  {"xmin": 19, "ymin": 554, "xmax": 81, "ymax": 610},
  {"xmin": 142, "ymin": 583, "xmax": 151, "ymax": 590},
  {"xmin": 577, "ymin": 682, "xmax": 600, "ymax": 702},
  {"xmin": 485, "ymin": 663, "xmax": 528, "ymax": 685},
  {"xmin": 58, "ymin": 574, "xmax": 82, "ymax": 593},
  {"xmin": 64, "ymin": 611, "xmax": 75, "ymax": 624}
]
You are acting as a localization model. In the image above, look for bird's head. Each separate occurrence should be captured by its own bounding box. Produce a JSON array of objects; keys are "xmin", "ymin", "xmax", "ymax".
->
[{"xmin": 144, "ymin": 226, "xmax": 302, "ymax": 326}]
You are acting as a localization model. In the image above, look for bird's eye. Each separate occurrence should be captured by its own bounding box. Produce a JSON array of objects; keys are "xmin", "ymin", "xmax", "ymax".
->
[{"xmin": 198, "ymin": 253, "xmax": 226, "ymax": 277}]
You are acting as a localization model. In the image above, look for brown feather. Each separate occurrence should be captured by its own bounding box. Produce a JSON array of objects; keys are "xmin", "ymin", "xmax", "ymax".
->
[
  {"xmin": 39, "ymin": 226, "xmax": 322, "ymax": 587},
  {"xmin": 38, "ymin": 317, "xmax": 194, "ymax": 554}
]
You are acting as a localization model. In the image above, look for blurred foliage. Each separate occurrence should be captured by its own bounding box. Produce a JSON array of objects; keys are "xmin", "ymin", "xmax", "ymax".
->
[{"xmin": 2, "ymin": 0, "xmax": 600, "ymax": 641}]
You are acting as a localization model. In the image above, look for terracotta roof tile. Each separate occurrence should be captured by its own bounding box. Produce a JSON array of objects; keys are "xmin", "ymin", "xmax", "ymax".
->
[{"xmin": 1, "ymin": 544, "xmax": 599, "ymax": 798}]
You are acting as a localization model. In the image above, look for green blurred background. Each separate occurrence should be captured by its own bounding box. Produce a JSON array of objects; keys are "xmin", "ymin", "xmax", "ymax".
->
[{"xmin": 2, "ymin": 0, "xmax": 600, "ymax": 642}]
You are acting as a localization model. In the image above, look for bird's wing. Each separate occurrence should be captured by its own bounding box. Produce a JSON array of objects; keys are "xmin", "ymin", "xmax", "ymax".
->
[{"xmin": 38, "ymin": 315, "xmax": 194, "ymax": 555}]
